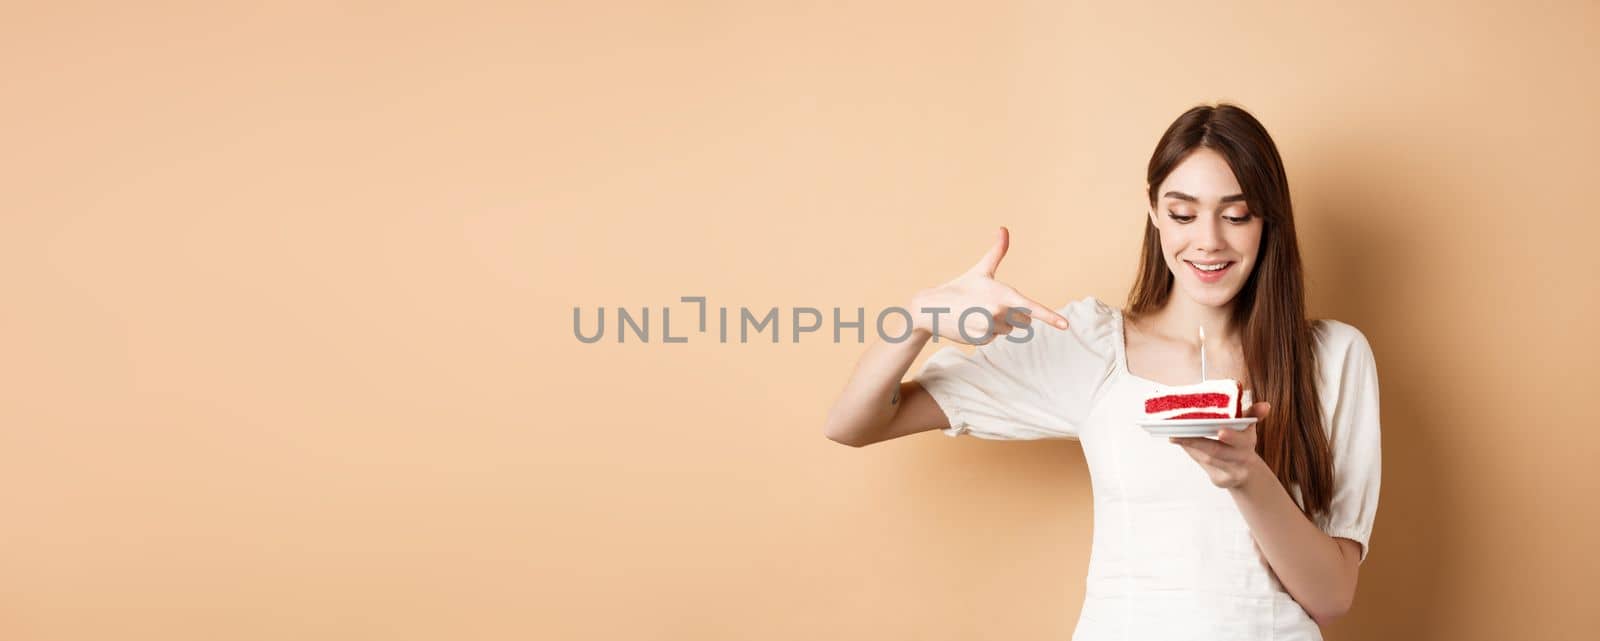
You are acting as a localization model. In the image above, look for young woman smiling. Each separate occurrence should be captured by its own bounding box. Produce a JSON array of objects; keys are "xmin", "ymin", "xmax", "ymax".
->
[{"xmin": 823, "ymin": 103, "xmax": 1381, "ymax": 640}]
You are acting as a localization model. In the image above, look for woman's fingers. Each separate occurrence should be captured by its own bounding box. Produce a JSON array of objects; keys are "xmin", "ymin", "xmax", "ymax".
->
[
  {"xmin": 963, "ymin": 317, "xmax": 1013, "ymax": 343},
  {"xmin": 1215, "ymin": 422, "xmax": 1254, "ymax": 447},
  {"xmin": 970, "ymin": 226, "xmax": 1010, "ymax": 277},
  {"xmin": 943, "ymin": 226, "xmax": 1072, "ymax": 340},
  {"xmin": 1008, "ymin": 291, "xmax": 1069, "ymax": 330},
  {"xmin": 1169, "ymin": 436, "xmax": 1220, "ymax": 455},
  {"xmin": 962, "ymin": 227, "xmax": 1069, "ymax": 330},
  {"xmin": 1170, "ymin": 437, "xmax": 1219, "ymax": 464},
  {"xmin": 1175, "ymin": 424, "xmax": 1253, "ymax": 458}
]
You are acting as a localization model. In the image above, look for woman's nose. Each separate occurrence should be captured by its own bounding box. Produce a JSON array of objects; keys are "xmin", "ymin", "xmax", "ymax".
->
[{"xmin": 1194, "ymin": 217, "xmax": 1226, "ymax": 251}]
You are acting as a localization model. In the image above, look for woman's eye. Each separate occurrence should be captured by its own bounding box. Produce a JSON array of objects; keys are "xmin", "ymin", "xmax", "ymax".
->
[{"xmin": 1167, "ymin": 210, "xmax": 1252, "ymax": 224}]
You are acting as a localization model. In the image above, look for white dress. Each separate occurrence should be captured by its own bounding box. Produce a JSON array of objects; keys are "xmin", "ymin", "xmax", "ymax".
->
[{"xmin": 914, "ymin": 296, "xmax": 1381, "ymax": 641}]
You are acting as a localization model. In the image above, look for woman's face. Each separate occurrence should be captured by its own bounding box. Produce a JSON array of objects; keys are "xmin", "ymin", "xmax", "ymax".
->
[{"xmin": 1147, "ymin": 147, "xmax": 1264, "ymax": 308}]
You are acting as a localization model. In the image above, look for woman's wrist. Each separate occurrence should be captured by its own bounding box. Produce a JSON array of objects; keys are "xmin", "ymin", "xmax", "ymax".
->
[
  {"xmin": 906, "ymin": 290, "xmax": 938, "ymax": 335},
  {"xmin": 1229, "ymin": 455, "xmax": 1277, "ymax": 496}
]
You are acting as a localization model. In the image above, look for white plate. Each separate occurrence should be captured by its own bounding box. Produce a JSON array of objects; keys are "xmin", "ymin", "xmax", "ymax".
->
[{"xmin": 1139, "ymin": 417, "xmax": 1258, "ymax": 438}]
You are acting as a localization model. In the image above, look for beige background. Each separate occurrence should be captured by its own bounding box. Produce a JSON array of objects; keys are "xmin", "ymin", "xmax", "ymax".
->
[{"xmin": 3, "ymin": 2, "xmax": 1597, "ymax": 639}]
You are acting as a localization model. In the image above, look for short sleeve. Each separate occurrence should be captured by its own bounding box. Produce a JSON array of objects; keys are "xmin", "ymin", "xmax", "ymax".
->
[
  {"xmin": 912, "ymin": 296, "xmax": 1117, "ymax": 441},
  {"xmin": 1313, "ymin": 321, "xmax": 1383, "ymax": 563}
]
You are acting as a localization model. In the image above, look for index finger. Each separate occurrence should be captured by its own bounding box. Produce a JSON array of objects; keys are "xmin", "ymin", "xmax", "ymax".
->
[
  {"xmin": 1007, "ymin": 291, "xmax": 1069, "ymax": 330},
  {"xmin": 1214, "ymin": 423, "xmax": 1252, "ymax": 446}
]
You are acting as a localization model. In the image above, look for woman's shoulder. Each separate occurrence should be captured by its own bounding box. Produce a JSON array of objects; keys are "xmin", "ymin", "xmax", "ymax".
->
[
  {"xmin": 1312, "ymin": 318, "xmax": 1374, "ymax": 354},
  {"xmin": 1310, "ymin": 318, "xmax": 1378, "ymax": 377},
  {"xmin": 1056, "ymin": 294, "xmax": 1120, "ymax": 332},
  {"xmin": 1057, "ymin": 295, "xmax": 1117, "ymax": 323},
  {"xmin": 1042, "ymin": 295, "xmax": 1120, "ymax": 360}
]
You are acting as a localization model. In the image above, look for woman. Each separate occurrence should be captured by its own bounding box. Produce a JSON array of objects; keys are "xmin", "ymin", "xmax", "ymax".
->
[{"xmin": 822, "ymin": 103, "xmax": 1381, "ymax": 640}]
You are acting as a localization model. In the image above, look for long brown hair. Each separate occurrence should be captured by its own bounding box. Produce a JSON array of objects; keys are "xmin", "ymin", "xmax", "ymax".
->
[{"xmin": 1126, "ymin": 103, "xmax": 1333, "ymax": 518}]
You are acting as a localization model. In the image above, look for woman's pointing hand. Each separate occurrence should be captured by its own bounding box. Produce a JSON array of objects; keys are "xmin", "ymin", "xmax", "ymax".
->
[{"xmin": 909, "ymin": 226, "xmax": 1070, "ymax": 345}]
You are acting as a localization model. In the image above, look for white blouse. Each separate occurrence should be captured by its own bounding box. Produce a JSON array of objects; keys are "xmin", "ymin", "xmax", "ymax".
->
[{"xmin": 914, "ymin": 296, "xmax": 1382, "ymax": 641}]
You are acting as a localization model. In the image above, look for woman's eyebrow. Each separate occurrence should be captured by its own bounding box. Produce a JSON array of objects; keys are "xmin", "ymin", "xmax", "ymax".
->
[{"xmin": 1162, "ymin": 190, "xmax": 1247, "ymax": 204}]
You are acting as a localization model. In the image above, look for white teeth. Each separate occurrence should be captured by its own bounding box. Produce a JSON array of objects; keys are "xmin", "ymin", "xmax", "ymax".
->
[{"xmin": 1190, "ymin": 261, "xmax": 1229, "ymax": 272}]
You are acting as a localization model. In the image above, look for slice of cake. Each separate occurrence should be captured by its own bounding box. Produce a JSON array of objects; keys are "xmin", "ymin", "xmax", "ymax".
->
[{"xmin": 1143, "ymin": 379, "xmax": 1245, "ymax": 421}]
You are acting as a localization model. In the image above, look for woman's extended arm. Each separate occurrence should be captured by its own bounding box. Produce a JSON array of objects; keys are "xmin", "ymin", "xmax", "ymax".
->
[
  {"xmin": 821, "ymin": 328, "xmax": 945, "ymax": 447},
  {"xmin": 822, "ymin": 226, "xmax": 1070, "ymax": 447}
]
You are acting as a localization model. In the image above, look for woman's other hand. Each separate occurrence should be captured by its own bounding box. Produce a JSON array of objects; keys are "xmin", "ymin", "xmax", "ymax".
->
[{"xmin": 1170, "ymin": 402, "xmax": 1272, "ymax": 488}]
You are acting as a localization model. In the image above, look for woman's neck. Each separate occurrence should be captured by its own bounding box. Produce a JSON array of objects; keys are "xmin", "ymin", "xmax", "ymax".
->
[{"xmin": 1139, "ymin": 297, "xmax": 1240, "ymax": 347}]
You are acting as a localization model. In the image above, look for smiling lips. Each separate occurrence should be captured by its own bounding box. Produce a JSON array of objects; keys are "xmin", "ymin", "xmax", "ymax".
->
[{"xmin": 1186, "ymin": 260, "xmax": 1234, "ymax": 283}]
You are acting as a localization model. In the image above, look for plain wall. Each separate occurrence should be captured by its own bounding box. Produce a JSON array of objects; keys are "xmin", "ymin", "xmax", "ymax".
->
[{"xmin": 3, "ymin": 2, "xmax": 1597, "ymax": 639}]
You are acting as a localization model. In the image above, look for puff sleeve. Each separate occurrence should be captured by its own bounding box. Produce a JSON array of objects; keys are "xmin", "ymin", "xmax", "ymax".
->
[
  {"xmin": 1313, "ymin": 321, "xmax": 1384, "ymax": 563},
  {"xmin": 912, "ymin": 296, "xmax": 1117, "ymax": 440}
]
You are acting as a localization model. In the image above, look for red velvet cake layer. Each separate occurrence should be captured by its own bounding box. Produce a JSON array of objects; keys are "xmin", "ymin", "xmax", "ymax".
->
[
  {"xmin": 1168, "ymin": 411, "xmax": 1231, "ymax": 419},
  {"xmin": 1144, "ymin": 392, "xmax": 1232, "ymax": 414}
]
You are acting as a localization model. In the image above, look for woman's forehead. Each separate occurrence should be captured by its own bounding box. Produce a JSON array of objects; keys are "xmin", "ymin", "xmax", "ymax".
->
[{"xmin": 1159, "ymin": 149, "xmax": 1244, "ymax": 201}]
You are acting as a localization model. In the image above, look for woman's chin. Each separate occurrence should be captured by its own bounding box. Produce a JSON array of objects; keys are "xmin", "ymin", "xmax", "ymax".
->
[{"xmin": 1177, "ymin": 284, "xmax": 1238, "ymax": 308}]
